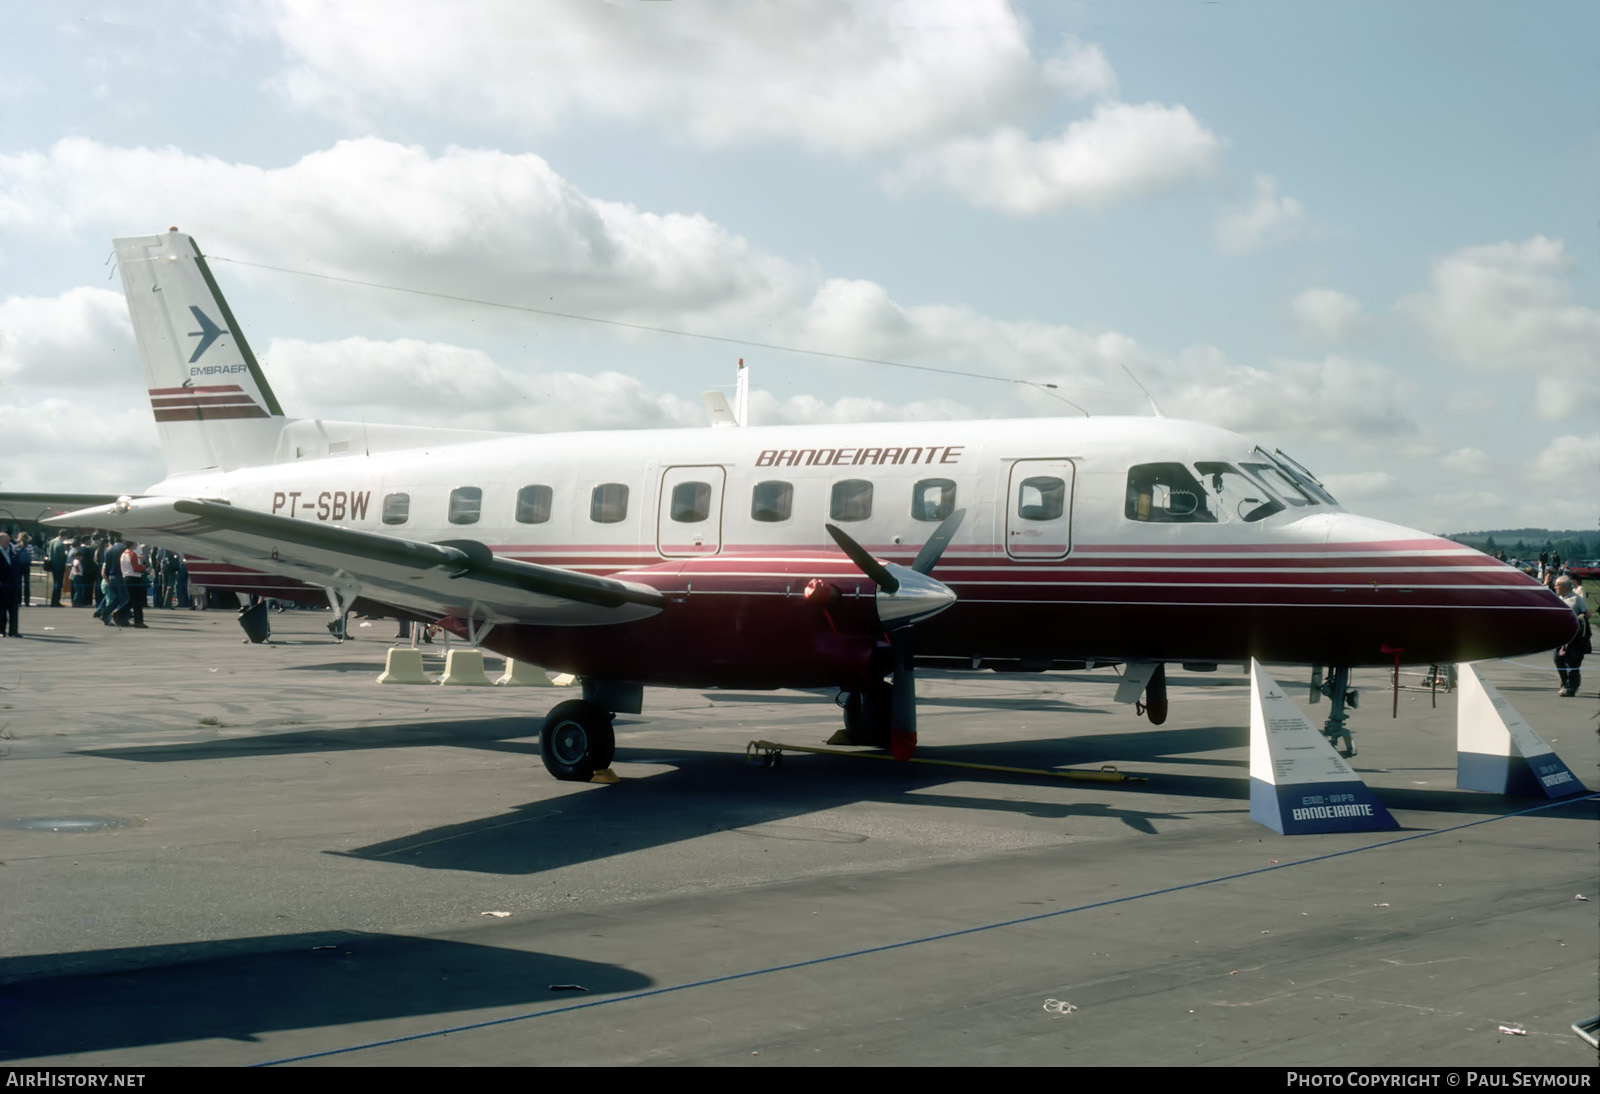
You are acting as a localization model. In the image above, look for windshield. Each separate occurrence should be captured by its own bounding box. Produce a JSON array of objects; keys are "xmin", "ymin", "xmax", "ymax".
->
[
  {"xmin": 1126, "ymin": 461, "xmax": 1286, "ymax": 523},
  {"xmin": 1270, "ymin": 448, "xmax": 1339, "ymax": 505},
  {"xmin": 1246, "ymin": 447, "xmax": 1341, "ymax": 507}
]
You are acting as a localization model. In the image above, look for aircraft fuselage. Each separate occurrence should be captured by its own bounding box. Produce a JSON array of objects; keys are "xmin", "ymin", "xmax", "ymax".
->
[{"xmin": 150, "ymin": 414, "xmax": 1575, "ymax": 688}]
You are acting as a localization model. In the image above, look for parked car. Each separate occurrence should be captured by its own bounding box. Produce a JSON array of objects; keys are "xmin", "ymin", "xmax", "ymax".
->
[{"xmin": 1568, "ymin": 559, "xmax": 1600, "ymax": 582}]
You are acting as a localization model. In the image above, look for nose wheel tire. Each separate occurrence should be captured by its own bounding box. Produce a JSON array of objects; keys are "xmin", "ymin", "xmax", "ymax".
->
[{"xmin": 540, "ymin": 699, "xmax": 616, "ymax": 781}]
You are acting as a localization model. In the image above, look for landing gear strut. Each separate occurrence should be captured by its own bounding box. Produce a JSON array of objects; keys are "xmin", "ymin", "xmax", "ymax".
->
[
  {"xmin": 540, "ymin": 699, "xmax": 615, "ymax": 781},
  {"xmin": 1319, "ymin": 665, "xmax": 1360, "ymax": 758}
]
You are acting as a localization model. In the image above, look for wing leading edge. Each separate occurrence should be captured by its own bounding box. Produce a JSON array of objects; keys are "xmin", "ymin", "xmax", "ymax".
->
[{"xmin": 46, "ymin": 497, "xmax": 665, "ymax": 627}]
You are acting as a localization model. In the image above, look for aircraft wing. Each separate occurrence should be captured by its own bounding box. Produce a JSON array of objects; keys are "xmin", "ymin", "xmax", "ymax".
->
[{"xmin": 46, "ymin": 497, "xmax": 665, "ymax": 626}]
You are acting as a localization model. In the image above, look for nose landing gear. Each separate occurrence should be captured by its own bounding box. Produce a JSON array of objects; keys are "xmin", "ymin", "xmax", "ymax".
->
[{"xmin": 1317, "ymin": 665, "xmax": 1360, "ymax": 757}]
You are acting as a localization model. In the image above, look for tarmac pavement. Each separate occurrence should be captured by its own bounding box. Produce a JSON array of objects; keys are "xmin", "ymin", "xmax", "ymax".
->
[{"xmin": 1, "ymin": 599, "xmax": 1595, "ymax": 1067}]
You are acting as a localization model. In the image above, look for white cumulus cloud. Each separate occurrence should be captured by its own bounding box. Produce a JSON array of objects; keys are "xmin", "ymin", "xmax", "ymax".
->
[
  {"xmin": 1441, "ymin": 447, "xmax": 1493, "ymax": 476},
  {"xmin": 0, "ymin": 137, "xmax": 806, "ymax": 331},
  {"xmin": 1215, "ymin": 174, "xmax": 1309, "ymax": 254},
  {"xmin": 1529, "ymin": 434, "xmax": 1600, "ymax": 481},
  {"xmin": 1041, "ymin": 35, "xmax": 1119, "ymax": 100},
  {"xmin": 263, "ymin": 0, "xmax": 1042, "ymax": 156},
  {"xmin": 1400, "ymin": 236, "xmax": 1600, "ymax": 421},
  {"xmin": 883, "ymin": 102, "xmax": 1223, "ymax": 214},
  {"xmin": 1291, "ymin": 288, "xmax": 1363, "ymax": 341}
]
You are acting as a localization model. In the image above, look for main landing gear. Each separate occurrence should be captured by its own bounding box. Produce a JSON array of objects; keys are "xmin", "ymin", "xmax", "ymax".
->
[
  {"xmin": 539, "ymin": 699, "xmax": 615, "ymax": 781},
  {"xmin": 830, "ymin": 684, "xmax": 893, "ymax": 748}
]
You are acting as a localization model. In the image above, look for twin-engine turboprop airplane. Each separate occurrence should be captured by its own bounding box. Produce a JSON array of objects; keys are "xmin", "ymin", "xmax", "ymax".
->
[{"xmin": 44, "ymin": 230, "xmax": 1578, "ymax": 780}]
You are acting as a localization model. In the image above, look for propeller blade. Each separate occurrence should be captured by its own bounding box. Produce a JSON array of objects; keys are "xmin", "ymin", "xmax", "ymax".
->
[
  {"xmin": 911, "ymin": 507, "xmax": 966, "ymax": 575},
  {"xmin": 825, "ymin": 522, "xmax": 899, "ymax": 593}
]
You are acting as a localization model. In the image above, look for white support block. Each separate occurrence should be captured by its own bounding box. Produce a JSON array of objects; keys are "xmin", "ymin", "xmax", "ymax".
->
[
  {"xmin": 376, "ymin": 647, "xmax": 433, "ymax": 685},
  {"xmin": 1247, "ymin": 660, "xmax": 1397, "ymax": 835},
  {"xmin": 495, "ymin": 658, "xmax": 555, "ymax": 687},
  {"xmin": 438, "ymin": 648, "xmax": 492, "ymax": 687},
  {"xmin": 1456, "ymin": 664, "xmax": 1586, "ymax": 797},
  {"xmin": 551, "ymin": 673, "xmax": 576, "ymax": 687}
]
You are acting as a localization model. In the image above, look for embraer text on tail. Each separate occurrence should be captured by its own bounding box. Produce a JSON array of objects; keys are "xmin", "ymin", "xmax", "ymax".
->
[{"xmin": 270, "ymin": 490, "xmax": 372, "ymax": 521}]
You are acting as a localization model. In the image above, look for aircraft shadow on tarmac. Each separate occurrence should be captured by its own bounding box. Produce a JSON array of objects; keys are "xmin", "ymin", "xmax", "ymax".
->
[
  {"xmin": 0, "ymin": 931, "xmax": 652, "ymax": 1061},
  {"xmin": 333, "ymin": 746, "xmax": 1206, "ymax": 874},
  {"xmin": 78, "ymin": 709, "xmax": 1595, "ymax": 879},
  {"xmin": 706, "ymin": 690, "xmax": 1108, "ymax": 714}
]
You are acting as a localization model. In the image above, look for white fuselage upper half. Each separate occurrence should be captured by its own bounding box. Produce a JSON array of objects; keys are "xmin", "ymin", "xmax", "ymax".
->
[{"xmin": 155, "ymin": 415, "xmax": 1343, "ymax": 567}]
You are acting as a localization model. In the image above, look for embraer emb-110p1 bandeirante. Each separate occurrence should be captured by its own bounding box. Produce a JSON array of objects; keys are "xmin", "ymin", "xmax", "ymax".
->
[{"xmin": 44, "ymin": 230, "xmax": 1579, "ymax": 780}]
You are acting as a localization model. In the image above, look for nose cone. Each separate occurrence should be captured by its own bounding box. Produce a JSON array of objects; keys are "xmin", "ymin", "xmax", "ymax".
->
[{"xmin": 1315, "ymin": 513, "xmax": 1580, "ymax": 662}]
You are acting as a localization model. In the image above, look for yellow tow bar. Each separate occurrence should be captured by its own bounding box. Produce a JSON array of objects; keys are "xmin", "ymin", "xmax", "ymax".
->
[{"xmin": 744, "ymin": 740, "xmax": 1144, "ymax": 783}]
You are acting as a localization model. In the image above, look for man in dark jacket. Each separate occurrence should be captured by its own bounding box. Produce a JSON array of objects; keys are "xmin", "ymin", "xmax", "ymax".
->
[
  {"xmin": 46, "ymin": 532, "xmax": 70, "ymax": 606},
  {"xmin": 0, "ymin": 532, "xmax": 21, "ymax": 637}
]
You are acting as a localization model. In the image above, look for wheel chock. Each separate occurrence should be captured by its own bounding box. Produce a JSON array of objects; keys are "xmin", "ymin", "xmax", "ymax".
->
[
  {"xmin": 495, "ymin": 658, "xmax": 555, "ymax": 687},
  {"xmin": 550, "ymin": 673, "xmax": 576, "ymax": 687},
  {"xmin": 590, "ymin": 768, "xmax": 620, "ymax": 784},
  {"xmin": 438, "ymin": 649, "xmax": 493, "ymax": 686},
  {"xmin": 376, "ymin": 647, "xmax": 433, "ymax": 685}
]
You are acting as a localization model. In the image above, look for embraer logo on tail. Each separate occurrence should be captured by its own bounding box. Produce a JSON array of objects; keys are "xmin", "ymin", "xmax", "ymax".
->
[{"xmin": 186, "ymin": 306, "xmax": 224, "ymax": 363}]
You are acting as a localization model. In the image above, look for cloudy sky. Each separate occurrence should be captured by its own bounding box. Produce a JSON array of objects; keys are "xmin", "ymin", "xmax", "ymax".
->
[{"xmin": 1, "ymin": 0, "xmax": 1596, "ymax": 533}]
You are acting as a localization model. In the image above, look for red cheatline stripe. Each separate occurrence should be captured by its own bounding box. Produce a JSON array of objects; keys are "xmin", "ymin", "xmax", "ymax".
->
[
  {"xmin": 151, "ymin": 394, "xmax": 262, "ymax": 408},
  {"xmin": 153, "ymin": 406, "xmax": 272, "ymax": 422},
  {"xmin": 147, "ymin": 385, "xmax": 245, "ymax": 396},
  {"xmin": 1073, "ymin": 539, "xmax": 1455, "ymax": 554}
]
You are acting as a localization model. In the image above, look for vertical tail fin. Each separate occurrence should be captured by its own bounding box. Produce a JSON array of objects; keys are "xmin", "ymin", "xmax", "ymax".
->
[{"xmin": 114, "ymin": 229, "xmax": 287, "ymax": 475}]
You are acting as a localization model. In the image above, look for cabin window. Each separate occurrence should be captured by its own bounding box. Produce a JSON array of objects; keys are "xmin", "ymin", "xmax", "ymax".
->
[
  {"xmin": 1017, "ymin": 476, "xmax": 1066, "ymax": 522},
  {"xmin": 591, "ymin": 483, "xmax": 630, "ymax": 524},
  {"xmin": 751, "ymin": 481, "xmax": 793, "ymax": 523},
  {"xmin": 382, "ymin": 492, "xmax": 410, "ymax": 526},
  {"xmin": 830, "ymin": 479, "xmax": 873, "ymax": 522},
  {"xmin": 1125, "ymin": 464, "xmax": 1215, "ymax": 523},
  {"xmin": 670, "ymin": 481, "xmax": 712, "ymax": 523},
  {"xmin": 515, "ymin": 485, "xmax": 553, "ymax": 524},
  {"xmin": 447, "ymin": 486, "xmax": 482, "ymax": 525},
  {"xmin": 1194, "ymin": 462, "xmax": 1283, "ymax": 523},
  {"xmin": 912, "ymin": 479, "xmax": 957, "ymax": 522}
]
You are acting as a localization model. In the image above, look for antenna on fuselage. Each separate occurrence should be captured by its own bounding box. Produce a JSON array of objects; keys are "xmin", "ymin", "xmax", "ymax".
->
[
  {"xmin": 1121, "ymin": 364, "xmax": 1164, "ymax": 418},
  {"xmin": 733, "ymin": 358, "xmax": 749, "ymax": 428}
]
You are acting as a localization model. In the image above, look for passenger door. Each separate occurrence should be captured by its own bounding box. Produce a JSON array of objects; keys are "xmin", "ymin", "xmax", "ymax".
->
[
  {"xmin": 656, "ymin": 465, "xmax": 726, "ymax": 557},
  {"xmin": 1005, "ymin": 459, "xmax": 1075, "ymax": 561}
]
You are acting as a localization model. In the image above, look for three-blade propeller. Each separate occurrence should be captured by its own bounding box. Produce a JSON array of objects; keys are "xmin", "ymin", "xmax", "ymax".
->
[
  {"xmin": 824, "ymin": 507, "xmax": 965, "ymax": 626},
  {"xmin": 824, "ymin": 509, "xmax": 966, "ymax": 758}
]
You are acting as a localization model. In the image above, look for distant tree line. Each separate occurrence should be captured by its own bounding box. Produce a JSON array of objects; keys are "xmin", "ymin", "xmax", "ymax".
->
[{"xmin": 1445, "ymin": 529, "xmax": 1600, "ymax": 562}]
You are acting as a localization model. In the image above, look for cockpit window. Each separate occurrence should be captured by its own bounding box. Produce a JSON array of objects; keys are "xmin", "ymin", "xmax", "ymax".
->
[
  {"xmin": 1194, "ymin": 462, "xmax": 1284, "ymax": 523},
  {"xmin": 1268, "ymin": 448, "xmax": 1339, "ymax": 505},
  {"xmin": 1126, "ymin": 463, "xmax": 1216, "ymax": 523},
  {"xmin": 1242, "ymin": 461, "xmax": 1313, "ymax": 506}
]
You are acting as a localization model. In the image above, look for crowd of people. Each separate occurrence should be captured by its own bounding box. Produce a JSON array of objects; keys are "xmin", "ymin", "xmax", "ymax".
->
[{"xmin": 0, "ymin": 530, "xmax": 196, "ymax": 635}]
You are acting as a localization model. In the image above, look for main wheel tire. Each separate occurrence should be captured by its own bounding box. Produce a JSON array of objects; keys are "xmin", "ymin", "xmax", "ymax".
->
[
  {"xmin": 831, "ymin": 684, "xmax": 892, "ymax": 747},
  {"xmin": 540, "ymin": 699, "xmax": 616, "ymax": 781}
]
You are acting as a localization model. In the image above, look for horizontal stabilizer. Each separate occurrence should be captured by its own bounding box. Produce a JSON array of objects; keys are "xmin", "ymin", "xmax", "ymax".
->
[{"xmin": 0, "ymin": 492, "xmax": 136, "ymax": 524}]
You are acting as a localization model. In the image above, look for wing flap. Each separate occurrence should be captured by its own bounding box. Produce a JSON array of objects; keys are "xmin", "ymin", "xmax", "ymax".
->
[{"xmin": 47, "ymin": 497, "xmax": 665, "ymax": 626}]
